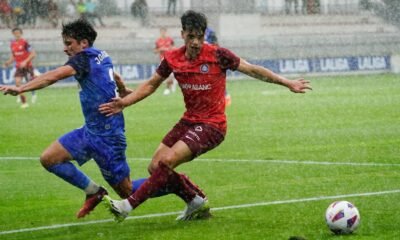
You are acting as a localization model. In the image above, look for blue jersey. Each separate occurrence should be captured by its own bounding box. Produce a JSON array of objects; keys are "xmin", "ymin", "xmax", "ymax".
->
[{"xmin": 65, "ymin": 47, "xmax": 124, "ymax": 136}]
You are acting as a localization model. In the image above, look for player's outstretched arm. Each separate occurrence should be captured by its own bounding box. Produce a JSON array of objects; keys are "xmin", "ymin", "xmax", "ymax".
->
[
  {"xmin": 99, "ymin": 72, "xmax": 165, "ymax": 116},
  {"xmin": 0, "ymin": 65, "xmax": 76, "ymax": 96},
  {"xmin": 237, "ymin": 58, "xmax": 312, "ymax": 93}
]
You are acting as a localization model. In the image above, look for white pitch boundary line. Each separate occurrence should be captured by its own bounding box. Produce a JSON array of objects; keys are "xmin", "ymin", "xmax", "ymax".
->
[
  {"xmin": 1, "ymin": 156, "xmax": 400, "ymax": 167},
  {"xmin": 1, "ymin": 189, "xmax": 400, "ymax": 236}
]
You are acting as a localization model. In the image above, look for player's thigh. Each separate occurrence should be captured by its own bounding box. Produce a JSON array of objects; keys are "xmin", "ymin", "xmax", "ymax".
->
[
  {"xmin": 91, "ymin": 134, "xmax": 130, "ymax": 188},
  {"xmin": 57, "ymin": 127, "xmax": 93, "ymax": 166},
  {"xmin": 153, "ymin": 122, "xmax": 225, "ymax": 171},
  {"xmin": 40, "ymin": 140, "xmax": 73, "ymax": 168},
  {"xmin": 150, "ymin": 141, "xmax": 193, "ymax": 172}
]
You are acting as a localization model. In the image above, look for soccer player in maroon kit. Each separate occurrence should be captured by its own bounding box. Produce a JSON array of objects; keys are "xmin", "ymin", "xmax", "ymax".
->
[
  {"xmin": 99, "ymin": 10, "xmax": 312, "ymax": 221},
  {"xmin": 3, "ymin": 27, "xmax": 37, "ymax": 108}
]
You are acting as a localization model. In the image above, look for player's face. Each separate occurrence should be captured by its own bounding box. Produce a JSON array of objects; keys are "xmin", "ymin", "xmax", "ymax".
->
[
  {"xmin": 182, "ymin": 29, "xmax": 204, "ymax": 59},
  {"xmin": 12, "ymin": 30, "xmax": 22, "ymax": 40},
  {"xmin": 160, "ymin": 28, "xmax": 167, "ymax": 37},
  {"xmin": 62, "ymin": 36, "xmax": 88, "ymax": 57}
]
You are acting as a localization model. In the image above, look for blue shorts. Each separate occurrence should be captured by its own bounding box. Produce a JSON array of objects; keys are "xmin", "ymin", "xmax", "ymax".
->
[{"xmin": 59, "ymin": 127, "xmax": 130, "ymax": 185}]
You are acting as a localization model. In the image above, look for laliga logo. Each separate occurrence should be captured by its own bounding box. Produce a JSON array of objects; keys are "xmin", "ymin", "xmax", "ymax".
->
[{"xmin": 200, "ymin": 64, "xmax": 209, "ymax": 73}]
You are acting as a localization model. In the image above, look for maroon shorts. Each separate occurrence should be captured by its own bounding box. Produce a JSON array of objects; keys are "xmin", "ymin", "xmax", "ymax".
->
[
  {"xmin": 14, "ymin": 66, "xmax": 35, "ymax": 80},
  {"xmin": 162, "ymin": 120, "xmax": 225, "ymax": 159}
]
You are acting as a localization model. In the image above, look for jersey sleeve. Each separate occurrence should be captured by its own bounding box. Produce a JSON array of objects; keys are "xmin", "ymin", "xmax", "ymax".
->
[
  {"xmin": 216, "ymin": 47, "xmax": 240, "ymax": 71},
  {"xmin": 25, "ymin": 41, "xmax": 32, "ymax": 52},
  {"xmin": 156, "ymin": 59, "xmax": 173, "ymax": 78},
  {"xmin": 65, "ymin": 52, "xmax": 90, "ymax": 80}
]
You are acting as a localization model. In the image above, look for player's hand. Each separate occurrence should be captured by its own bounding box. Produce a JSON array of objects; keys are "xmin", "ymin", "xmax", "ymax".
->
[
  {"xmin": 0, "ymin": 85, "xmax": 22, "ymax": 96},
  {"xmin": 288, "ymin": 78, "xmax": 312, "ymax": 93},
  {"xmin": 20, "ymin": 61, "xmax": 27, "ymax": 68},
  {"xmin": 99, "ymin": 97, "xmax": 125, "ymax": 117}
]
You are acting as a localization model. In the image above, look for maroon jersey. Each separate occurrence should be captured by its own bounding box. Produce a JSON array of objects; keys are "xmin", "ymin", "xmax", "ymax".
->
[
  {"xmin": 156, "ymin": 43, "xmax": 240, "ymax": 134},
  {"xmin": 10, "ymin": 38, "xmax": 33, "ymax": 68}
]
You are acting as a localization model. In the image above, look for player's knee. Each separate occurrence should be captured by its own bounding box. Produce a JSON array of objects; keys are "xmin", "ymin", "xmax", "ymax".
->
[
  {"xmin": 39, "ymin": 152, "xmax": 52, "ymax": 169},
  {"xmin": 40, "ymin": 151, "xmax": 60, "ymax": 169},
  {"xmin": 148, "ymin": 151, "xmax": 176, "ymax": 173}
]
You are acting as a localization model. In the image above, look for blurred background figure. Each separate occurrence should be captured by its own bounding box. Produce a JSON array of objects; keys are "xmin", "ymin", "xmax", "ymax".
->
[
  {"xmin": 76, "ymin": 0, "xmax": 88, "ymax": 19},
  {"xmin": 167, "ymin": 0, "xmax": 176, "ymax": 15},
  {"xmin": 46, "ymin": 0, "xmax": 59, "ymax": 28},
  {"xmin": 63, "ymin": 0, "xmax": 77, "ymax": 21},
  {"xmin": 11, "ymin": 0, "xmax": 25, "ymax": 26},
  {"xmin": 2, "ymin": 27, "xmax": 37, "ymax": 108},
  {"xmin": 86, "ymin": 0, "xmax": 106, "ymax": 27},
  {"xmin": 131, "ymin": 0, "xmax": 149, "ymax": 26},
  {"xmin": 154, "ymin": 27, "xmax": 176, "ymax": 95},
  {"xmin": 22, "ymin": 0, "xmax": 40, "ymax": 28},
  {"xmin": 285, "ymin": 0, "xmax": 299, "ymax": 14},
  {"xmin": 0, "ymin": 0, "xmax": 12, "ymax": 28}
]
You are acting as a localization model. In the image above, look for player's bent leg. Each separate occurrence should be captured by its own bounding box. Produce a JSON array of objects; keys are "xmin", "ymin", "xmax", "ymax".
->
[
  {"xmin": 41, "ymin": 140, "xmax": 106, "ymax": 218},
  {"xmin": 150, "ymin": 142, "xmax": 211, "ymax": 220},
  {"xmin": 40, "ymin": 140, "xmax": 72, "ymax": 168}
]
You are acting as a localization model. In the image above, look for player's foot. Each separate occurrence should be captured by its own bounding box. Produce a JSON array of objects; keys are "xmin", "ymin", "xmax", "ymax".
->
[
  {"xmin": 103, "ymin": 195, "xmax": 131, "ymax": 222},
  {"xmin": 176, "ymin": 195, "xmax": 211, "ymax": 221},
  {"xmin": 20, "ymin": 103, "xmax": 29, "ymax": 109},
  {"xmin": 163, "ymin": 88, "xmax": 171, "ymax": 95},
  {"xmin": 31, "ymin": 94, "xmax": 37, "ymax": 104},
  {"xmin": 16, "ymin": 97, "xmax": 21, "ymax": 103},
  {"xmin": 180, "ymin": 174, "xmax": 207, "ymax": 199},
  {"xmin": 76, "ymin": 186, "xmax": 108, "ymax": 218}
]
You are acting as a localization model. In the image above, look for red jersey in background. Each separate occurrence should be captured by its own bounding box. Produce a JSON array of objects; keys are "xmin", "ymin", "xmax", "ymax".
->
[
  {"xmin": 10, "ymin": 38, "xmax": 33, "ymax": 68},
  {"xmin": 156, "ymin": 43, "xmax": 240, "ymax": 134},
  {"xmin": 155, "ymin": 36, "xmax": 174, "ymax": 60}
]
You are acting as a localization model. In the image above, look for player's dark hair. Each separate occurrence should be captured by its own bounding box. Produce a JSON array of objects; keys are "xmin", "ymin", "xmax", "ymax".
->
[
  {"xmin": 181, "ymin": 10, "xmax": 207, "ymax": 34},
  {"xmin": 62, "ymin": 18, "xmax": 97, "ymax": 46},
  {"xmin": 12, "ymin": 27, "xmax": 22, "ymax": 33}
]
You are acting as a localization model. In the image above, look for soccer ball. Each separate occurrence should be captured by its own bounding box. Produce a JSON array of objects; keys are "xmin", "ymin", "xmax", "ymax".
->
[{"xmin": 325, "ymin": 200, "xmax": 360, "ymax": 234}]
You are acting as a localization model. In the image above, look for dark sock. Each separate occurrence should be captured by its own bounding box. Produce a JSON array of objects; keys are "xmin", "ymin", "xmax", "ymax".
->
[
  {"xmin": 127, "ymin": 162, "xmax": 196, "ymax": 209},
  {"xmin": 132, "ymin": 178, "xmax": 170, "ymax": 197},
  {"xmin": 180, "ymin": 174, "xmax": 206, "ymax": 198}
]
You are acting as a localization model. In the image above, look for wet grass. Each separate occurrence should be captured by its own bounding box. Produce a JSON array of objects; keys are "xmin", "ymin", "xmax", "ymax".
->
[{"xmin": 0, "ymin": 73, "xmax": 399, "ymax": 239}]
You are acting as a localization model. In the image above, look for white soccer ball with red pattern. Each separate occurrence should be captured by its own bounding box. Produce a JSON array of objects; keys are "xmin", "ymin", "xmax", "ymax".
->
[{"xmin": 325, "ymin": 200, "xmax": 360, "ymax": 234}]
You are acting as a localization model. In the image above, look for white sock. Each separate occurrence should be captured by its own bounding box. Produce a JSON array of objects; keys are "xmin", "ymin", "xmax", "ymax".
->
[
  {"xmin": 84, "ymin": 181, "xmax": 100, "ymax": 195},
  {"xmin": 190, "ymin": 195, "xmax": 204, "ymax": 206},
  {"xmin": 121, "ymin": 199, "xmax": 133, "ymax": 212}
]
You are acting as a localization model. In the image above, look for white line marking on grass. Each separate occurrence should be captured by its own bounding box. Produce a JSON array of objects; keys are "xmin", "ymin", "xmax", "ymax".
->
[
  {"xmin": 1, "ymin": 156, "xmax": 400, "ymax": 167},
  {"xmin": 1, "ymin": 189, "xmax": 400, "ymax": 235}
]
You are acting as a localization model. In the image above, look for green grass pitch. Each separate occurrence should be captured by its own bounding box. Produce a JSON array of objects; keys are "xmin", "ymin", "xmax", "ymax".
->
[{"xmin": 0, "ymin": 73, "xmax": 399, "ymax": 240}]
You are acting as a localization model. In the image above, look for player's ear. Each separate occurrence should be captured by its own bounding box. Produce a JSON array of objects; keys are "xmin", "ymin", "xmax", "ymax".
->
[{"xmin": 81, "ymin": 39, "xmax": 90, "ymax": 48}]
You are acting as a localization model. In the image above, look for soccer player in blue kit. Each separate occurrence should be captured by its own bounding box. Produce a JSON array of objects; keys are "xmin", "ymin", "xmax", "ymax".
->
[{"xmin": 0, "ymin": 19, "xmax": 145, "ymax": 218}]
